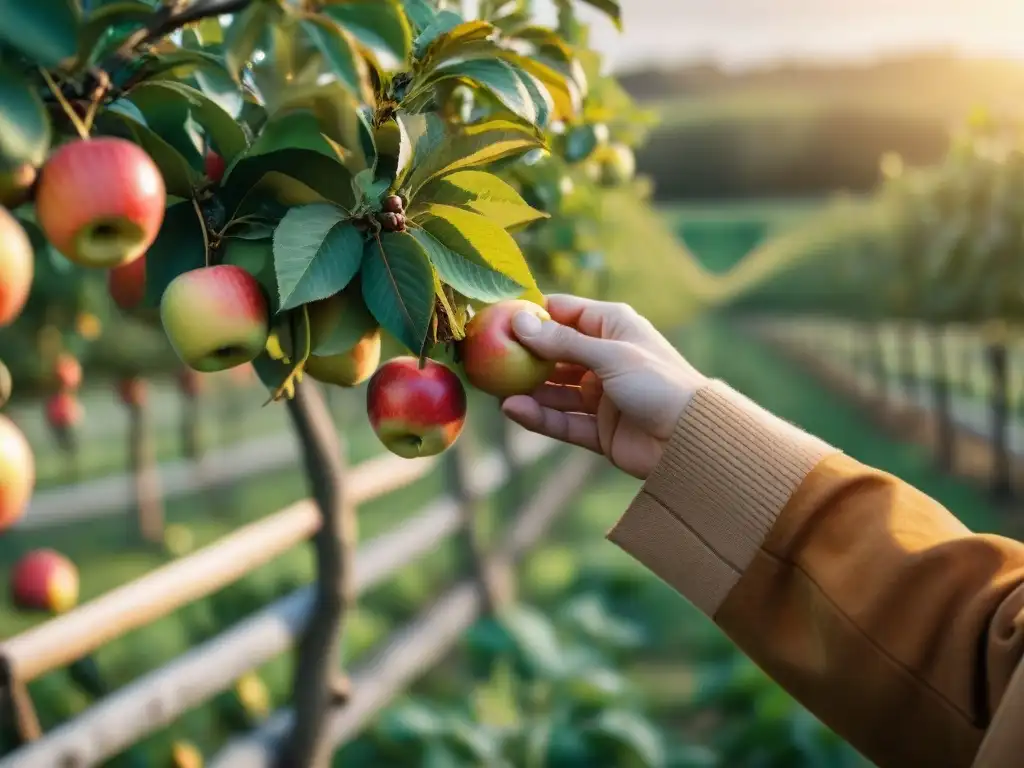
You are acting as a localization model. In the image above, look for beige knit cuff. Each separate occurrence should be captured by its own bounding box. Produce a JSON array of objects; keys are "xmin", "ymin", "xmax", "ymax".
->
[{"xmin": 606, "ymin": 379, "xmax": 838, "ymax": 617}]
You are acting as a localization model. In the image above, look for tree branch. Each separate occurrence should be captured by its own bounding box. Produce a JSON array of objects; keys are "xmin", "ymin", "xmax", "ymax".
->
[
  {"xmin": 279, "ymin": 381, "xmax": 353, "ymax": 768},
  {"xmin": 114, "ymin": 0, "xmax": 256, "ymax": 60}
]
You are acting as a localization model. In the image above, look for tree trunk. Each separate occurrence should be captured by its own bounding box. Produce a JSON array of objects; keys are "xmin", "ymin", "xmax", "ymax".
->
[
  {"xmin": 278, "ymin": 382, "xmax": 352, "ymax": 768},
  {"xmin": 986, "ymin": 342, "xmax": 1014, "ymax": 501},
  {"xmin": 181, "ymin": 394, "xmax": 202, "ymax": 461},
  {"xmin": 929, "ymin": 327, "xmax": 955, "ymax": 473},
  {"xmin": 129, "ymin": 401, "xmax": 164, "ymax": 544}
]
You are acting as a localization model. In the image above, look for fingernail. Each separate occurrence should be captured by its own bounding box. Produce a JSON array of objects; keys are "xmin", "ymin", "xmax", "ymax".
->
[{"xmin": 512, "ymin": 311, "xmax": 542, "ymax": 338}]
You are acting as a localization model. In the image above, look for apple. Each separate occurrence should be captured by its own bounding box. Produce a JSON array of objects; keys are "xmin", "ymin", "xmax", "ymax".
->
[
  {"xmin": 596, "ymin": 143, "xmax": 635, "ymax": 187},
  {"xmin": 53, "ymin": 353, "xmax": 82, "ymax": 391},
  {"xmin": 11, "ymin": 549, "xmax": 79, "ymax": 614},
  {"xmin": 177, "ymin": 368, "xmax": 205, "ymax": 398},
  {"xmin": 460, "ymin": 299, "xmax": 557, "ymax": 398},
  {"xmin": 35, "ymin": 137, "xmax": 166, "ymax": 268},
  {"xmin": 108, "ymin": 253, "xmax": 147, "ymax": 310},
  {"xmin": 0, "ymin": 359, "xmax": 11, "ymax": 408},
  {"xmin": 366, "ymin": 357, "xmax": 467, "ymax": 459},
  {"xmin": 170, "ymin": 740, "xmax": 204, "ymax": 768},
  {"xmin": 0, "ymin": 414, "xmax": 34, "ymax": 533},
  {"xmin": 0, "ymin": 163, "xmax": 36, "ymax": 209},
  {"xmin": 161, "ymin": 265, "xmax": 270, "ymax": 373},
  {"xmin": 205, "ymin": 149, "xmax": 226, "ymax": 183},
  {"xmin": 305, "ymin": 329, "xmax": 382, "ymax": 387},
  {"xmin": 117, "ymin": 376, "xmax": 147, "ymax": 407},
  {"xmin": 46, "ymin": 391, "xmax": 83, "ymax": 430},
  {"xmin": 0, "ymin": 206, "xmax": 33, "ymax": 327}
]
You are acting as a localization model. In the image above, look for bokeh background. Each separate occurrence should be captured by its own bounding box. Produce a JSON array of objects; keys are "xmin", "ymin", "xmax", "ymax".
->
[{"xmin": 3, "ymin": 2, "xmax": 1022, "ymax": 766}]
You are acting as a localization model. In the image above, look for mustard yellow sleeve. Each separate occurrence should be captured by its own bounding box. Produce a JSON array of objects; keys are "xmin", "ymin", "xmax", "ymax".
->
[{"xmin": 607, "ymin": 380, "xmax": 1024, "ymax": 768}]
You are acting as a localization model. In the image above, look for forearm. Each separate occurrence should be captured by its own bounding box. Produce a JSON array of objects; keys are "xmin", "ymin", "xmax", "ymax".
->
[{"xmin": 607, "ymin": 380, "xmax": 1024, "ymax": 768}]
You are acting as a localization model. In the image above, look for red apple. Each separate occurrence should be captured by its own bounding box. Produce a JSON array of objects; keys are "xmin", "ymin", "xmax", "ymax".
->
[
  {"xmin": 108, "ymin": 253, "xmax": 147, "ymax": 310},
  {"xmin": 11, "ymin": 549, "xmax": 79, "ymax": 614},
  {"xmin": 117, "ymin": 376, "xmax": 147, "ymax": 407},
  {"xmin": 366, "ymin": 357, "xmax": 467, "ymax": 459},
  {"xmin": 160, "ymin": 265, "xmax": 270, "ymax": 372},
  {"xmin": 0, "ymin": 414, "xmax": 34, "ymax": 533},
  {"xmin": 0, "ymin": 206, "xmax": 33, "ymax": 327},
  {"xmin": 35, "ymin": 137, "xmax": 166, "ymax": 268},
  {"xmin": 177, "ymin": 368, "xmax": 205, "ymax": 398},
  {"xmin": 46, "ymin": 391, "xmax": 83, "ymax": 430},
  {"xmin": 205, "ymin": 150, "xmax": 226, "ymax": 183},
  {"xmin": 460, "ymin": 299, "xmax": 557, "ymax": 398},
  {"xmin": 53, "ymin": 353, "xmax": 82, "ymax": 391}
]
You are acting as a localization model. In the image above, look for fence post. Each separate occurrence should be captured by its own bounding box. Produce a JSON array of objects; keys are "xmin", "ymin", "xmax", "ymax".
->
[
  {"xmin": 278, "ymin": 381, "xmax": 353, "ymax": 768},
  {"xmin": 445, "ymin": 431, "xmax": 514, "ymax": 615},
  {"xmin": 127, "ymin": 387, "xmax": 164, "ymax": 545},
  {"xmin": 0, "ymin": 667, "xmax": 41, "ymax": 745}
]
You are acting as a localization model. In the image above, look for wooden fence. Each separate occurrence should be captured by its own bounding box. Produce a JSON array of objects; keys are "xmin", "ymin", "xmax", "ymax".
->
[{"xmin": 0, "ymin": 381, "xmax": 599, "ymax": 767}]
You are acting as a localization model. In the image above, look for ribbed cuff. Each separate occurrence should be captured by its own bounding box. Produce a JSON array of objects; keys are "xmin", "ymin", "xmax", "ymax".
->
[{"xmin": 607, "ymin": 379, "xmax": 837, "ymax": 617}]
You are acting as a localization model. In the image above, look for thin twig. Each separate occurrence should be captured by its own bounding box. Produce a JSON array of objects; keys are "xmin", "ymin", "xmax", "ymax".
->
[{"xmin": 39, "ymin": 69, "xmax": 89, "ymax": 140}]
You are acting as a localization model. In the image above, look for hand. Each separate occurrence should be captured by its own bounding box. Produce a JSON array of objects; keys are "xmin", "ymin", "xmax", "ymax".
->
[{"xmin": 500, "ymin": 295, "xmax": 709, "ymax": 479}]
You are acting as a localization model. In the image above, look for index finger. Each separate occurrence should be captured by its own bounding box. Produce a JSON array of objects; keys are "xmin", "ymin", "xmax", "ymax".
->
[{"xmin": 543, "ymin": 294, "xmax": 640, "ymax": 342}]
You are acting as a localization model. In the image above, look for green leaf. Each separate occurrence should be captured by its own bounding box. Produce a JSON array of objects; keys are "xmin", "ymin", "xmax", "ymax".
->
[
  {"xmin": 322, "ymin": 0, "xmax": 412, "ymax": 66},
  {"xmin": 586, "ymin": 710, "xmax": 665, "ymax": 768},
  {"xmin": 299, "ymin": 14, "xmax": 368, "ymax": 100},
  {"xmin": 499, "ymin": 51, "xmax": 582, "ymax": 121},
  {"xmin": 94, "ymin": 109, "xmax": 200, "ymax": 198},
  {"xmin": 498, "ymin": 605, "xmax": 565, "ymax": 679},
  {"xmin": 0, "ymin": 0, "xmax": 81, "ymax": 68},
  {"xmin": 361, "ymin": 231, "xmax": 435, "ymax": 354},
  {"xmin": 411, "ymin": 9, "xmax": 463, "ymax": 59},
  {"xmin": 417, "ymin": 204, "xmax": 541, "ymax": 304},
  {"xmin": 428, "ymin": 58, "xmax": 535, "ymax": 125},
  {"xmin": 410, "ymin": 228, "xmax": 521, "ymax": 303},
  {"xmin": 224, "ymin": 1, "xmax": 271, "ymax": 81},
  {"xmin": 273, "ymin": 205, "xmax": 364, "ymax": 312},
  {"xmin": 405, "ymin": 120, "xmax": 543, "ymax": 198},
  {"xmin": 0, "ymin": 64, "xmax": 50, "ymax": 170},
  {"xmin": 515, "ymin": 68, "xmax": 554, "ymax": 130},
  {"xmin": 311, "ymin": 289, "xmax": 379, "ymax": 356},
  {"xmin": 416, "ymin": 170, "xmax": 548, "ymax": 229},
  {"xmin": 136, "ymin": 49, "xmax": 243, "ymax": 119},
  {"xmin": 222, "ymin": 148, "xmax": 356, "ymax": 216},
  {"xmin": 401, "ymin": 0, "xmax": 437, "ymax": 33},
  {"xmin": 144, "ymin": 202, "xmax": 207, "ymax": 308},
  {"xmin": 578, "ymin": 0, "xmax": 623, "ymax": 30},
  {"xmin": 247, "ymin": 109, "xmax": 342, "ymax": 159},
  {"xmin": 563, "ymin": 123, "xmax": 601, "ymax": 162},
  {"xmin": 128, "ymin": 81, "xmax": 248, "ymax": 163}
]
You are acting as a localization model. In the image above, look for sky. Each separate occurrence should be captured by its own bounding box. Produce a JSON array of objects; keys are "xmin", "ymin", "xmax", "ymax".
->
[{"xmin": 528, "ymin": 0, "xmax": 1024, "ymax": 72}]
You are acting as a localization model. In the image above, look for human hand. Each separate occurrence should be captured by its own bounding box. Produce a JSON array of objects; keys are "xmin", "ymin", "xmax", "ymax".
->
[{"xmin": 500, "ymin": 295, "xmax": 708, "ymax": 479}]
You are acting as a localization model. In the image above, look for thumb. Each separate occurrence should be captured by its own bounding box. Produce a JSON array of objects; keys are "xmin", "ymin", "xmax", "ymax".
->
[{"xmin": 512, "ymin": 311, "xmax": 623, "ymax": 375}]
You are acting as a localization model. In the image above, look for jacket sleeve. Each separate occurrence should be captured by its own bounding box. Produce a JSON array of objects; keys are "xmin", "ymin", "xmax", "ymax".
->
[{"xmin": 606, "ymin": 379, "xmax": 1024, "ymax": 768}]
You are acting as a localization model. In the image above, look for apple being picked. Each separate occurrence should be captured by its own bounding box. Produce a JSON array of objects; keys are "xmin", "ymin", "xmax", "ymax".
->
[
  {"xmin": 35, "ymin": 138, "xmax": 166, "ymax": 269},
  {"xmin": 53, "ymin": 353, "xmax": 82, "ymax": 391},
  {"xmin": 367, "ymin": 357, "xmax": 467, "ymax": 459},
  {"xmin": 11, "ymin": 549, "xmax": 79, "ymax": 614},
  {"xmin": 0, "ymin": 414, "xmax": 35, "ymax": 533},
  {"xmin": 0, "ymin": 206, "xmax": 33, "ymax": 327},
  {"xmin": 161, "ymin": 265, "xmax": 270, "ymax": 372},
  {"xmin": 460, "ymin": 299, "xmax": 557, "ymax": 399}
]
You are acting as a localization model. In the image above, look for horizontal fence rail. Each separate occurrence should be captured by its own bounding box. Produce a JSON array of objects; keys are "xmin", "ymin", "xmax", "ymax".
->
[
  {"xmin": 19, "ymin": 433, "xmax": 299, "ymax": 530},
  {"xmin": 0, "ymin": 428, "xmax": 566, "ymax": 768},
  {"xmin": 210, "ymin": 449, "xmax": 598, "ymax": 767}
]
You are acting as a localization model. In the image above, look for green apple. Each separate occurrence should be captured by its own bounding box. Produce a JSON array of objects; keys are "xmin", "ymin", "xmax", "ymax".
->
[{"xmin": 161, "ymin": 265, "xmax": 270, "ymax": 373}]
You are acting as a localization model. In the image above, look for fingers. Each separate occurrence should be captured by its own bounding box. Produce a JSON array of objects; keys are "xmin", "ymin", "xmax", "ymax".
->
[
  {"xmin": 548, "ymin": 363, "xmax": 588, "ymax": 385},
  {"xmin": 543, "ymin": 294, "xmax": 645, "ymax": 342},
  {"xmin": 529, "ymin": 383, "xmax": 594, "ymax": 414},
  {"xmin": 511, "ymin": 311, "xmax": 627, "ymax": 376},
  {"xmin": 501, "ymin": 396, "xmax": 601, "ymax": 454}
]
